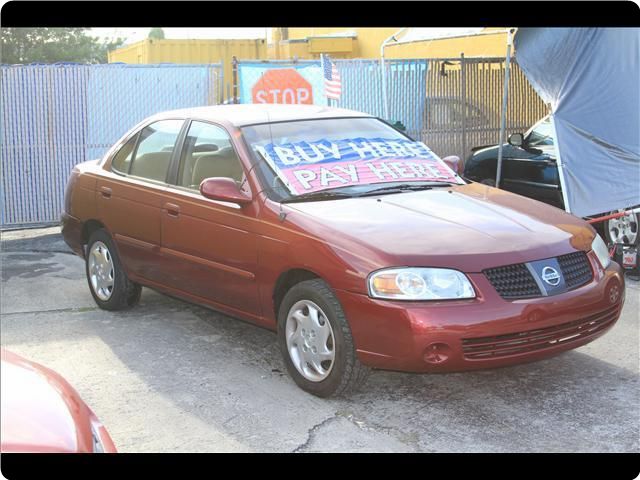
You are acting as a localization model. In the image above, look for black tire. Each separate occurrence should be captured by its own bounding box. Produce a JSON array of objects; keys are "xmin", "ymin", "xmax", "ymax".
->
[
  {"xmin": 85, "ymin": 229, "xmax": 141, "ymax": 311},
  {"xmin": 603, "ymin": 210, "xmax": 639, "ymax": 247},
  {"xmin": 277, "ymin": 279, "xmax": 370, "ymax": 397}
]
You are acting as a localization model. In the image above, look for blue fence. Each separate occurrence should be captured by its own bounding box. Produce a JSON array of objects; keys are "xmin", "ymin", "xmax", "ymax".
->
[{"xmin": 1, "ymin": 63, "xmax": 222, "ymax": 227}]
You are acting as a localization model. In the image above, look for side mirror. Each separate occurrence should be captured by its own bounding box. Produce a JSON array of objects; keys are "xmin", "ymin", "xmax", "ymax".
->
[
  {"xmin": 199, "ymin": 177, "xmax": 251, "ymax": 205},
  {"xmin": 442, "ymin": 155, "xmax": 463, "ymax": 175},
  {"xmin": 508, "ymin": 133, "xmax": 524, "ymax": 147}
]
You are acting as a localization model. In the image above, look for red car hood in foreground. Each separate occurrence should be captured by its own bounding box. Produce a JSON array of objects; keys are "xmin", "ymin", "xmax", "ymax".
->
[
  {"xmin": 284, "ymin": 182, "xmax": 595, "ymax": 272},
  {"xmin": 0, "ymin": 349, "xmax": 116, "ymax": 453}
]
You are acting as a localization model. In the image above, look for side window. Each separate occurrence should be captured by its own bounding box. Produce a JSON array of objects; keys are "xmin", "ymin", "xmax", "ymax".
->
[
  {"xmin": 177, "ymin": 121, "xmax": 245, "ymax": 190},
  {"xmin": 129, "ymin": 120, "xmax": 183, "ymax": 182},
  {"xmin": 111, "ymin": 134, "xmax": 138, "ymax": 174}
]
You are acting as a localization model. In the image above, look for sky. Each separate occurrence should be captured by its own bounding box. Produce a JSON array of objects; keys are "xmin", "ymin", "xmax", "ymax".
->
[{"xmin": 89, "ymin": 28, "xmax": 270, "ymax": 45}]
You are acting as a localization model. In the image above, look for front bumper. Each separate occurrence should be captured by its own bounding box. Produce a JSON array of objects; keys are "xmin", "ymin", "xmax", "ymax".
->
[{"xmin": 338, "ymin": 257, "xmax": 625, "ymax": 373}]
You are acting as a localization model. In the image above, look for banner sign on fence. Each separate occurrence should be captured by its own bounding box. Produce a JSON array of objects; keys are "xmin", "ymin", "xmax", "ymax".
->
[
  {"xmin": 255, "ymin": 137, "xmax": 460, "ymax": 194},
  {"xmin": 239, "ymin": 62, "xmax": 326, "ymax": 105}
]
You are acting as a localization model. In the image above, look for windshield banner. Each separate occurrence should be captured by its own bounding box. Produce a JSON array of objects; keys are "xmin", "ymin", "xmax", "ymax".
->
[{"xmin": 256, "ymin": 137, "xmax": 459, "ymax": 194}]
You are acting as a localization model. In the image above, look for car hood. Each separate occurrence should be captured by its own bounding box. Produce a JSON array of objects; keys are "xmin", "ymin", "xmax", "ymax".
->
[
  {"xmin": 283, "ymin": 182, "xmax": 595, "ymax": 273},
  {"xmin": 0, "ymin": 349, "xmax": 94, "ymax": 453}
]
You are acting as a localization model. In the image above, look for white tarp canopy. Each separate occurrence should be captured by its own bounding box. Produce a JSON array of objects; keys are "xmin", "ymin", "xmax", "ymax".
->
[{"xmin": 514, "ymin": 28, "xmax": 640, "ymax": 217}]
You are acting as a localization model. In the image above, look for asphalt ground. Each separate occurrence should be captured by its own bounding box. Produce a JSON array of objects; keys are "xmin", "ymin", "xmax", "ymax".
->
[{"xmin": 1, "ymin": 227, "xmax": 638, "ymax": 452}]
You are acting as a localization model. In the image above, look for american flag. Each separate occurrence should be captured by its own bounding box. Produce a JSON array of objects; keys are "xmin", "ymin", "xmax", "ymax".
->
[{"xmin": 321, "ymin": 54, "xmax": 341, "ymax": 100}]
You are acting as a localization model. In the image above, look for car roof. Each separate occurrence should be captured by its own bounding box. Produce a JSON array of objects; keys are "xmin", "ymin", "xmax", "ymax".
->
[{"xmin": 148, "ymin": 104, "xmax": 374, "ymax": 127}]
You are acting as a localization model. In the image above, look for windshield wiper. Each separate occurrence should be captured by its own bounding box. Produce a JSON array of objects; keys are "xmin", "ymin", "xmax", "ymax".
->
[
  {"xmin": 355, "ymin": 183, "xmax": 452, "ymax": 197},
  {"xmin": 281, "ymin": 190, "xmax": 355, "ymax": 203}
]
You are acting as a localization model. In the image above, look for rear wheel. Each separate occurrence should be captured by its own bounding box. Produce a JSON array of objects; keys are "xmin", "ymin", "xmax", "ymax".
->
[
  {"xmin": 86, "ymin": 229, "xmax": 141, "ymax": 310},
  {"xmin": 604, "ymin": 210, "xmax": 638, "ymax": 246},
  {"xmin": 277, "ymin": 279, "xmax": 369, "ymax": 397}
]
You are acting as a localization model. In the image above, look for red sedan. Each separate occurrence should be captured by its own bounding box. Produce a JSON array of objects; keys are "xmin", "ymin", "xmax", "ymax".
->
[
  {"xmin": 1, "ymin": 349, "xmax": 116, "ymax": 453},
  {"xmin": 61, "ymin": 105, "xmax": 624, "ymax": 397}
]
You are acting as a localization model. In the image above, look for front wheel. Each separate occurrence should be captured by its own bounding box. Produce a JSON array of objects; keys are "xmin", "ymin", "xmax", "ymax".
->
[
  {"xmin": 277, "ymin": 279, "xmax": 369, "ymax": 397},
  {"xmin": 85, "ymin": 229, "xmax": 141, "ymax": 310},
  {"xmin": 604, "ymin": 210, "xmax": 638, "ymax": 246}
]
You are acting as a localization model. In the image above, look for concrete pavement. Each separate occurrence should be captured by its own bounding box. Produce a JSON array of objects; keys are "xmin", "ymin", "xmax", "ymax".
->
[{"xmin": 1, "ymin": 227, "xmax": 638, "ymax": 452}]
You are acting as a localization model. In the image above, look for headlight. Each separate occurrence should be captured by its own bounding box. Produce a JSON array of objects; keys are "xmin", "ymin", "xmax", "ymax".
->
[
  {"xmin": 591, "ymin": 234, "xmax": 611, "ymax": 269},
  {"xmin": 368, "ymin": 267, "xmax": 475, "ymax": 300}
]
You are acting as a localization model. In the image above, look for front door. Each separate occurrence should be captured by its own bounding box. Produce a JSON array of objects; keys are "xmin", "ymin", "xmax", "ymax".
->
[{"xmin": 158, "ymin": 120, "xmax": 261, "ymax": 317}]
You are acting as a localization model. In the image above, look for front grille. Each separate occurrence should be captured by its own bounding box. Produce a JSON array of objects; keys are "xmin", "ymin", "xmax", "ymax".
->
[
  {"xmin": 483, "ymin": 263, "xmax": 541, "ymax": 299},
  {"xmin": 557, "ymin": 251, "xmax": 592, "ymax": 289},
  {"xmin": 484, "ymin": 251, "xmax": 593, "ymax": 300},
  {"xmin": 462, "ymin": 305, "xmax": 620, "ymax": 360}
]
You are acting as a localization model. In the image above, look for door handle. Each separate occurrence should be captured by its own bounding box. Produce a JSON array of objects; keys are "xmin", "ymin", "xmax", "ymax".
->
[
  {"xmin": 100, "ymin": 186, "xmax": 112, "ymax": 199},
  {"xmin": 165, "ymin": 203, "xmax": 180, "ymax": 217}
]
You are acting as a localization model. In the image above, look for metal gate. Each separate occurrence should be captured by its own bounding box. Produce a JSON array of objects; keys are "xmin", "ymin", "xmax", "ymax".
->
[
  {"xmin": 422, "ymin": 56, "xmax": 547, "ymax": 160},
  {"xmin": 1, "ymin": 63, "xmax": 222, "ymax": 228}
]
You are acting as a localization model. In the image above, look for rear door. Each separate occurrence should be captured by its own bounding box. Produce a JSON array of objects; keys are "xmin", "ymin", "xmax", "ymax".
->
[
  {"xmin": 97, "ymin": 119, "xmax": 185, "ymax": 283},
  {"xmin": 158, "ymin": 120, "xmax": 261, "ymax": 317}
]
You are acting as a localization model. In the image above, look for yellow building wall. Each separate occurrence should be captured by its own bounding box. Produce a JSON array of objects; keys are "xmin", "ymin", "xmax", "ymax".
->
[
  {"xmin": 270, "ymin": 28, "xmax": 509, "ymax": 60},
  {"xmin": 275, "ymin": 28, "xmax": 399, "ymax": 59},
  {"xmin": 108, "ymin": 38, "xmax": 268, "ymax": 99},
  {"xmin": 386, "ymin": 31, "xmax": 509, "ymax": 59}
]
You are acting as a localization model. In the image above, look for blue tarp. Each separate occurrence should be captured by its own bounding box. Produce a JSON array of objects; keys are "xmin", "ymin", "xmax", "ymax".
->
[{"xmin": 514, "ymin": 28, "xmax": 640, "ymax": 217}]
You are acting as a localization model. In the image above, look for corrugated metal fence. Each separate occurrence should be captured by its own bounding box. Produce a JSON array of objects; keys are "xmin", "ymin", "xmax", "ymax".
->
[{"xmin": 1, "ymin": 63, "xmax": 222, "ymax": 227}]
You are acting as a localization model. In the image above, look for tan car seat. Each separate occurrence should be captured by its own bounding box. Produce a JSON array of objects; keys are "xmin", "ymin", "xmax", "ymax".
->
[
  {"xmin": 130, "ymin": 152, "xmax": 173, "ymax": 182},
  {"xmin": 191, "ymin": 148, "xmax": 244, "ymax": 187}
]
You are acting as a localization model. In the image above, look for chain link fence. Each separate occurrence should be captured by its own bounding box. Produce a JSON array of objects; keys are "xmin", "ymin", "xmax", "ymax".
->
[{"xmin": 1, "ymin": 63, "xmax": 222, "ymax": 227}]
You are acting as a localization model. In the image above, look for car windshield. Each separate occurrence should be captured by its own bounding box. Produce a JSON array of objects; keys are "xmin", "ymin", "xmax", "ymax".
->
[
  {"xmin": 526, "ymin": 116, "xmax": 555, "ymax": 147},
  {"xmin": 241, "ymin": 117, "xmax": 463, "ymax": 202}
]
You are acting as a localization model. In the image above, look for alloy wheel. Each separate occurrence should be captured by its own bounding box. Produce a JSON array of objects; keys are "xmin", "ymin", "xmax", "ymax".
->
[
  {"xmin": 285, "ymin": 300, "xmax": 336, "ymax": 382},
  {"xmin": 608, "ymin": 211, "xmax": 638, "ymax": 245},
  {"xmin": 88, "ymin": 241, "xmax": 115, "ymax": 301}
]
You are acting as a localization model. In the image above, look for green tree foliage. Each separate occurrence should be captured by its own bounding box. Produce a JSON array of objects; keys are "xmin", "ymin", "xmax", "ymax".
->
[
  {"xmin": 0, "ymin": 28, "xmax": 125, "ymax": 64},
  {"xmin": 148, "ymin": 28, "xmax": 165, "ymax": 40}
]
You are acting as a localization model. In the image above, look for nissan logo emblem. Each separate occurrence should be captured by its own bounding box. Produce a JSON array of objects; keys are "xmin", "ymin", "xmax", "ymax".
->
[{"xmin": 541, "ymin": 266, "xmax": 561, "ymax": 286}]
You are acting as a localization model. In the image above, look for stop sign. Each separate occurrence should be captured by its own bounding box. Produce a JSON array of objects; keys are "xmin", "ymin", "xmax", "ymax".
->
[{"xmin": 252, "ymin": 69, "xmax": 313, "ymax": 105}]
